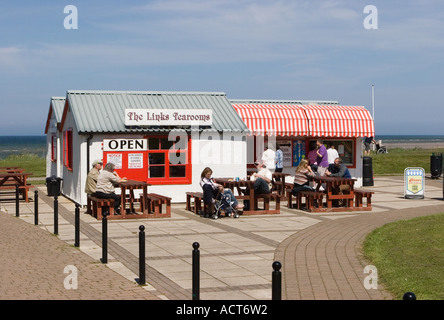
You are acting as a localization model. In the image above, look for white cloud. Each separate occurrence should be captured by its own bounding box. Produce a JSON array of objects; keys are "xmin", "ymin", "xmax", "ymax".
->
[{"xmin": 0, "ymin": 47, "xmax": 26, "ymax": 72}]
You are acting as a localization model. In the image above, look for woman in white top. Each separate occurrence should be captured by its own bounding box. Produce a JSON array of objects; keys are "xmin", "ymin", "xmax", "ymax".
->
[
  {"xmin": 200, "ymin": 167, "xmax": 243, "ymax": 215},
  {"xmin": 95, "ymin": 162, "xmax": 127, "ymax": 214}
]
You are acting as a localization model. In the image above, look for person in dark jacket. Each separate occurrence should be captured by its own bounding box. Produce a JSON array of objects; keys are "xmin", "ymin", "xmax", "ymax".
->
[
  {"xmin": 325, "ymin": 157, "xmax": 352, "ymax": 206},
  {"xmin": 325, "ymin": 157, "xmax": 351, "ymax": 179}
]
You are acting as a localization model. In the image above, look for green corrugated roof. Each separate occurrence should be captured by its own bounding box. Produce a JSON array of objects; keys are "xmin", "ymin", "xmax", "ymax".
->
[
  {"xmin": 65, "ymin": 90, "xmax": 248, "ymax": 134},
  {"xmin": 51, "ymin": 97, "xmax": 66, "ymax": 123}
]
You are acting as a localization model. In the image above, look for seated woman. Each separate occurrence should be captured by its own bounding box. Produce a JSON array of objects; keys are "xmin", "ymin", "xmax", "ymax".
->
[
  {"xmin": 292, "ymin": 159, "xmax": 315, "ymax": 196},
  {"xmin": 95, "ymin": 162, "xmax": 127, "ymax": 214},
  {"xmin": 200, "ymin": 167, "xmax": 243, "ymax": 217}
]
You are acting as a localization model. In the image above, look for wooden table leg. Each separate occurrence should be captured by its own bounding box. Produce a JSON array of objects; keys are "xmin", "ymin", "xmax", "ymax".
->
[
  {"xmin": 120, "ymin": 186, "xmax": 126, "ymax": 217},
  {"xmin": 143, "ymin": 186, "xmax": 148, "ymax": 214}
]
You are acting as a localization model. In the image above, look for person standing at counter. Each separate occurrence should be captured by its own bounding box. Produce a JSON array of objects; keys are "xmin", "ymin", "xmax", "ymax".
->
[
  {"xmin": 316, "ymin": 139, "xmax": 329, "ymax": 176},
  {"xmin": 261, "ymin": 144, "xmax": 276, "ymax": 173},
  {"xmin": 274, "ymin": 144, "xmax": 284, "ymax": 181},
  {"xmin": 327, "ymin": 144, "xmax": 339, "ymax": 164}
]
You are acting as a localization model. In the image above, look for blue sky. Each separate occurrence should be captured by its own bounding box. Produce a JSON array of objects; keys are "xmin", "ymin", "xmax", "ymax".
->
[{"xmin": 1, "ymin": 0, "xmax": 443, "ymax": 136}]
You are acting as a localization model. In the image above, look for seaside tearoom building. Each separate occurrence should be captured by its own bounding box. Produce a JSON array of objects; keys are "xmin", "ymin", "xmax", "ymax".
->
[{"xmin": 44, "ymin": 90, "xmax": 374, "ymax": 206}]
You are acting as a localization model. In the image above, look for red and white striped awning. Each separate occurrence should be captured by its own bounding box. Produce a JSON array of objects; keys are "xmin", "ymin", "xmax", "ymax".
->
[
  {"xmin": 300, "ymin": 105, "xmax": 374, "ymax": 137},
  {"xmin": 232, "ymin": 104, "xmax": 309, "ymax": 136},
  {"xmin": 232, "ymin": 104, "xmax": 374, "ymax": 138}
]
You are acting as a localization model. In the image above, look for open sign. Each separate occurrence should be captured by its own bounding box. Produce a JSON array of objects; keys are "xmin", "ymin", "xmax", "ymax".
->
[{"xmin": 103, "ymin": 139, "xmax": 148, "ymax": 151}]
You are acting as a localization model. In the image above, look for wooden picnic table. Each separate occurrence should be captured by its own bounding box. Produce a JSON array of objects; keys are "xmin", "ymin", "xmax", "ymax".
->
[
  {"xmin": 0, "ymin": 166, "xmax": 24, "ymax": 172},
  {"xmin": 272, "ymin": 172, "xmax": 290, "ymax": 195},
  {"xmin": 116, "ymin": 179, "xmax": 150, "ymax": 217},
  {"xmin": 0, "ymin": 168, "xmax": 25, "ymax": 173},
  {"xmin": 308, "ymin": 175, "xmax": 357, "ymax": 211},
  {"xmin": 214, "ymin": 178, "xmax": 281, "ymax": 215},
  {"xmin": 0, "ymin": 171, "xmax": 33, "ymax": 202}
]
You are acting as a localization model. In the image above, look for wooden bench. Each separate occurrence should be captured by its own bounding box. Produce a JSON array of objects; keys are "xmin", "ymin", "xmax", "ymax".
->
[
  {"xmin": 354, "ymin": 189, "xmax": 374, "ymax": 210},
  {"xmin": 87, "ymin": 195, "xmax": 115, "ymax": 220},
  {"xmin": 140, "ymin": 193, "xmax": 171, "ymax": 218},
  {"xmin": 186, "ymin": 192, "xmax": 204, "ymax": 214},
  {"xmin": 0, "ymin": 184, "xmax": 34, "ymax": 202},
  {"xmin": 298, "ymin": 191, "xmax": 324, "ymax": 211},
  {"xmin": 285, "ymin": 183, "xmax": 297, "ymax": 208},
  {"xmin": 254, "ymin": 192, "xmax": 284, "ymax": 213}
]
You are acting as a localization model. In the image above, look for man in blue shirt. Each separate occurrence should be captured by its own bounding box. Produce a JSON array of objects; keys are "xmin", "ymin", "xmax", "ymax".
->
[{"xmin": 274, "ymin": 144, "xmax": 284, "ymax": 181}]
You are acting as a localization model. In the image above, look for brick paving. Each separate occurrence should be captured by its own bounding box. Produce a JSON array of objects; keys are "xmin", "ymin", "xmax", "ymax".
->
[
  {"xmin": 0, "ymin": 202, "xmax": 160, "ymax": 300},
  {"xmin": 1, "ymin": 176, "xmax": 443, "ymax": 300}
]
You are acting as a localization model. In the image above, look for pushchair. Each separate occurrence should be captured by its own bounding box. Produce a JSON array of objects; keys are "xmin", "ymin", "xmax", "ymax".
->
[{"xmin": 212, "ymin": 190, "xmax": 240, "ymax": 220}]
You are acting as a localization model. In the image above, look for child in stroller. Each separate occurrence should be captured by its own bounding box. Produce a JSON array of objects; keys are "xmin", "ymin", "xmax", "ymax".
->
[
  {"xmin": 212, "ymin": 188, "xmax": 241, "ymax": 219},
  {"xmin": 200, "ymin": 167, "xmax": 243, "ymax": 220}
]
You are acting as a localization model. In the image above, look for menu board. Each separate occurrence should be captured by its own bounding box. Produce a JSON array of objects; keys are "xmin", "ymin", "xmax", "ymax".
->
[
  {"xmin": 278, "ymin": 140, "xmax": 293, "ymax": 167},
  {"xmin": 404, "ymin": 167, "xmax": 425, "ymax": 199}
]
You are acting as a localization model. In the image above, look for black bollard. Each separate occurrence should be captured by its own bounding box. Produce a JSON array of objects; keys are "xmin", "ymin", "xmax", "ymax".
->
[
  {"xmin": 100, "ymin": 211, "xmax": 108, "ymax": 264},
  {"xmin": 192, "ymin": 242, "xmax": 200, "ymax": 300},
  {"xmin": 74, "ymin": 203, "xmax": 80, "ymax": 247},
  {"xmin": 53, "ymin": 196, "xmax": 58, "ymax": 235},
  {"xmin": 403, "ymin": 292, "xmax": 417, "ymax": 300},
  {"xmin": 272, "ymin": 261, "xmax": 282, "ymax": 300},
  {"xmin": 34, "ymin": 190, "xmax": 38, "ymax": 225},
  {"xmin": 15, "ymin": 184, "xmax": 19, "ymax": 217},
  {"xmin": 138, "ymin": 225, "xmax": 146, "ymax": 285}
]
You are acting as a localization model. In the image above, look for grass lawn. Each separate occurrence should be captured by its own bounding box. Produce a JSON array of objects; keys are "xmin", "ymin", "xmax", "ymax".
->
[
  {"xmin": 363, "ymin": 213, "xmax": 444, "ymax": 300},
  {"xmin": 370, "ymin": 147, "xmax": 444, "ymax": 175},
  {"xmin": 0, "ymin": 154, "xmax": 46, "ymax": 178}
]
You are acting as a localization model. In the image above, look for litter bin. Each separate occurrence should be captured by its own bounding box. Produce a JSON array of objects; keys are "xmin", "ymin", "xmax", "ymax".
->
[
  {"xmin": 430, "ymin": 153, "xmax": 442, "ymax": 179},
  {"xmin": 46, "ymin": 176, "xmax": 62, "ymax": 196},
  {"xmin": 363, "ymin": 156, "xmax": 374, "ymax": 186}
]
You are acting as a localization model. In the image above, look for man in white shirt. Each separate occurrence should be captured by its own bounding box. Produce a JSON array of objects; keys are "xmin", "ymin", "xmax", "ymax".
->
[
  {"xmin": 261, "ymin": 144, "xmax": 276, "ymax": 172},
  {"xmin": 327, "ymin": 144, "xmax": 339, "ymax": 164},
  {"xmin": 251, "ymin": 160, "xmax": 273, "ymax": 194},
  {"xmin": 244, "ymin": 161, "xmax": 273, "ymax": 211}
]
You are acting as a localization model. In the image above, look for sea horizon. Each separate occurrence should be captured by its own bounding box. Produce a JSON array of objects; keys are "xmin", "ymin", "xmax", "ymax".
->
[{"xmin": 1, "ymin": 134, "xmax": 444, "ymax": 160}]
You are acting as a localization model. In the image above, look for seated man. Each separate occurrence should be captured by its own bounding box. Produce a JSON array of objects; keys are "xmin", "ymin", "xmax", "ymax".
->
[
  {"xmin": 244, "ymin": 161, "xmax": 273, "ymax": 210},
  {"xmin": 95, "ymin": 162, "xmax": 126, "ymax": 214},
  {"xmin": 84, "ymin": 159, "xmax": 102, "ymax": 196},
  {"xmin": 251, "ymin": 160, "xmax": 273, "ymax": 194},
  {"xmin": 325, "ymin": 157, "xmax": 351, "ymax": 206}
]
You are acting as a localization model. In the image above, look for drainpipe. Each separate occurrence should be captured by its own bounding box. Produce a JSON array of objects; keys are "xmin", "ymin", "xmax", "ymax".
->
[{"xmin": 86, "ymin": 133, "xmax": 93, "ymax": 175}]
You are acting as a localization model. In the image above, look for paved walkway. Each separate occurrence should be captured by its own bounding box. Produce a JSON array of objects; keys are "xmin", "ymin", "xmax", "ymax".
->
[{"xmin": 1, "ymin": 176, "xmax": 443, "ymax": 300}]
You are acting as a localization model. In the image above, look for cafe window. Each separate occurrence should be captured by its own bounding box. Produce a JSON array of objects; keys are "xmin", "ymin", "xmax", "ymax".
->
[
  {"xmin": 146, "ymin": 134, "xmax": 191, "ymax": 184},
  {"xmin": 308, "ymin": 138, "xmax": 356, "ymax": 167},
  {"xmin": 63, "ymin": 129, "xmax": 73, "ymax": 170}
]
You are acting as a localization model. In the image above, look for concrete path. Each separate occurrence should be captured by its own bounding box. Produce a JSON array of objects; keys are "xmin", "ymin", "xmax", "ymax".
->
[{"xmin": 1, "ymin": 176, "xmax": 443, "ymax": 300}]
